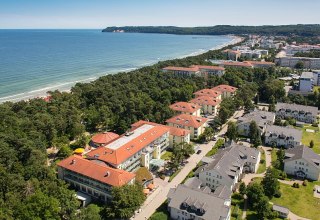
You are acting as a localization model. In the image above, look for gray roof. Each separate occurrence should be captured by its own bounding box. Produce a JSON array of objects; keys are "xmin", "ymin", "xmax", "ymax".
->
[
  {"xmin": 276, "ymin": 102, "xmax": 318, "ymax": 117},
  {"xmin": 300, "ymin": 72, "xmax": 314, "ymax": 79},
  {"xmin": 237, "ymin": 109, "xmax": 275, "ymax": 128},
  {"xmin": 273, "ymin": 204, "xmax": 289, "ymax": 214},
  {"xmin": 195, "ymin": 142, "xmax": 260, "ymax": 184},
  {"xmin": 284, "ymin": 145, "xmax": 320, "ymax": 170},
  {"xmin": 265, "ymin": 125, "xmax": 302, "ymax": 142},
  {"xmin": 167, "ymin": 184, "xmax": 230, "ymax": 220}
]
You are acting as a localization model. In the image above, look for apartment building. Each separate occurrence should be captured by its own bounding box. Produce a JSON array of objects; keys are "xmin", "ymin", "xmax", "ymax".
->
[
  {"xmin": 299, "ymin": 72, "xmax": 315, "ymax": 92},
  {"xmin": 131, "ymin": 120, "xmax": 191, "ymax": 148},
  {"xmin": 189, "ymin": 95, "xmax": 221, "ymax": 116},
  {"xmin": 162, "ymin": 65, "xmax": 225, "ymax": 77},
  {"xmin": 237, "ymin": 109, "xmax": 275, "ymax": 137},
  {"xmin": 264, "ymin": 125, "xmax": 302, "ymax": 148},
  {"xmin": 275, "ymin": 103, "xmax": 318, "ymax": 124},
  {"xmin": 167, "ymin": 178, "xmax": 231, "ymax": 220},
  {"xmin": 57, "ymin": 155, "xmax": 135, "ymax": 203},
  {"xmin": 284, "ymin": 145, "xmax": 320, "ymax": 181},
  {"xmin": 86, "ymin": 123, "xmax": 170, "ymax": 171},
  {"xmin": 275, "ymin": 56, "xmax": 320, "ymax": 69},
  {"xmin": 211, "ymin": 84, "xmax": 238, "ymax": 99},
  {"xmin": 193, "ymin": 89, "xmax": 222, "ymax": 100},
  {"xmin": 166, "ymin": 114, "xmax": 208, "ymax": 139},
  {"xmin": 195, "ymin": 142, "xmax": 260, "ymax": 191},
  {"xmin": 169, "ymin": 101, "xmax": 201, "ymax": 116}
]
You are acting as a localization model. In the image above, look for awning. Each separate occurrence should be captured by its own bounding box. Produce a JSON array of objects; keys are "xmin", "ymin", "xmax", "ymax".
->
[
  {"xmin": 143, "ymin": 188, "xmax": 150, "ymax": 194},
  {"xmin": 74, "ymin": 148, "xmax": 85, "ymax": 154}
]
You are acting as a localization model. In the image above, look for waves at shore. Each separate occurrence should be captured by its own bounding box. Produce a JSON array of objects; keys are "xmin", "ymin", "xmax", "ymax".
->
[{"xmin": 0, "ymin": 30, "xmax": 240, "ymax": 103}]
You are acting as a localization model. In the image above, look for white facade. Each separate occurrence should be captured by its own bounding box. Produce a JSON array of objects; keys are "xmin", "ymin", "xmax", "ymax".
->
[
  {"xmin": 276, "ymin": 103, "xmax": 318, "ymax": 124},
  {"xmin": 299, "ymin": 72, "xmax": 314, "ymax": 92},
  {"xmin": 275, "ymin": 57, "xmax": 320, "ymax": 69},
  {"xmin": 284, "ymin": 158, "xmax": 320, "ymax": 181}
]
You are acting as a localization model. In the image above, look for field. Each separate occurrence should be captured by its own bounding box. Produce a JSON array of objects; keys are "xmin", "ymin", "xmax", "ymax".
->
[
  {"xmin": 295, "ymin": 125, "xmax": 320, "ymax": 154},
  {"xmin": 271, "ymin": 181, "xmax": 320, "ymax": 220}
]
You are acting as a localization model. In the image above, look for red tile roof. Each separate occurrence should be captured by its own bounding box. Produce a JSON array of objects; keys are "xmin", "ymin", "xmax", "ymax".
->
[
  {"xmin": 212, "ymin": 84, "xmax": 238, "ymax": 93},
  {"xmin": 92, "ymin": 132, "xmax": 120, "ymax": 145},
  {"xmin": 86, "ymin": 125, "xmax": 170, "ymax": 166},
  {"xmin": 162, "ymin": 66, "xmax": 199, "ymax": 72},
  {"xmin": 57, "ymin": 155, "xmax": 135, "ymax": 187},
  {"xmin": 169, "ymin": 102, "xmax": 201, "ymax": 114},
  {"xmin": 193, "ymin": 89, "xmax": 222, "ymax": 98},
  {"xmin": 166, "ymin": 114, "xmax": 208, "ymax": 128},
  {"xmin": 189, "ymin": 96, "xmax": 222, "ymax": 106},
  {"xmin": 222, "ymin": 61, "xmax": 253, "ymax": 68},
  {"xmin": 246, "ymin": 61, "xmax": 275, "ymax": 65},
  {"xmin": 131, "ymin": 120, "xmax": 190, "ymax": 137},
  {"xmin": 191, "ymin": 65, "xmax": 225, "ymax": 71}
]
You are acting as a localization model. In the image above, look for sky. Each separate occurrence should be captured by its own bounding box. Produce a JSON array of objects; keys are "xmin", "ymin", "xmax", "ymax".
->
[{"xmin": 0, "ymin": 0, "xmax": 319, "ymax": 29}]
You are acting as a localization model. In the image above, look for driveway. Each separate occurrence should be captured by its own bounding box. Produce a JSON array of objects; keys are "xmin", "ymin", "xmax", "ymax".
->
[{"xmin": 133, "ymin": 110, "xmax": 244, "ymax": 220}]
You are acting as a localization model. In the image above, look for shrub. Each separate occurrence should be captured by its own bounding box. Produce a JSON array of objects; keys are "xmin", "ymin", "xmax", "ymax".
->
[
  {"xmin": 160, "ymin": 174, "xmax": 166, "ymax": 180},
  {"xmin": 303, "ymin": 180, "xmax": 308, "ymax": 186},
  {"xmin": 274, "ymin": 191, "xmax": 282, "ymax": 198},
  {"xmin": 232, "ymin": 205, "xmax": 239, "ymax": 217},
  {"xmin": 293, "ymin": 183, "xmax": 300, "ymax": 188},
  {"xmin": 260, "ymin": 159, "xmax": 265, "ymax": 164}
]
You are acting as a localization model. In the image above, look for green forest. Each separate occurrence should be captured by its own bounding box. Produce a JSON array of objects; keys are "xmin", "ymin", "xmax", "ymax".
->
[
  {"xmin": 102, "ymin": 24, "xmax": 320, "ymax": 36},
  {"xmin": 1, "ymin": 40, "xmax": 320, "ymax": 219}
]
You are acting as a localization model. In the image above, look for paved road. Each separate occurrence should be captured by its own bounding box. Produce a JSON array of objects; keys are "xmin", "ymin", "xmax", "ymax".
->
[{"xmin": 133, "ymin": 110, "xmax": 244, "ymax": 220}]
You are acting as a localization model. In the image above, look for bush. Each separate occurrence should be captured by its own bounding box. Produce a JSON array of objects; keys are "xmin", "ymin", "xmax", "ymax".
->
[
  {"xmin": 260, "ymin": 159, "xmax": 265, "ymax": 164},
  {"xmin": 274, "ymin": 191, "xmax": 282, "ymax": 198},
  {"xmin": 303, "ymin": 180, "xmax": 308, "ymax": 186},
  {"xmin": 160, "ymin": 174, "xmax": 166, "ymax": 180},
  {"xmin": 232, "ymin": 205, "xmax": 239, "ymax": 217},
  {"xmin": 292, "ymin": 183, "xmax": 300, "ymax": 188}
]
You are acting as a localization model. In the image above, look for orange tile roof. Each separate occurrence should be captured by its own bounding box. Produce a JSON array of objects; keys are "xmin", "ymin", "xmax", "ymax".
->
[
  {"xmin": 131, "ymin": 120, "xmax": 190, "ymax": 137},
  {"xmin": 212, "ymin": 84, "xmax": 238, "ymax": 93},
  {"xmin": 246, "ymin": 61, "xmax": 275, "ymax": 65},
  {"xmin": 169, "ymin": 102, "xmax": 201, "ymax": 114},
  {"xmin": 191, "ymin": 65, "xmax": 225, "ymax": 71},
  {"xmin": 92, "ymin": 132, "xmax": 119, "ymax": 144},
  {"xmin": 193, "ymin": 89, "xmax": 222, "ymax": 98},
  {"xmin": 86, "ymin": 125, "xmax": 170, "ymax": 166},
  {"xmin": 166, "ymin": 114, "xmax": 208, "ymax": 128},
  {"xmin": 189, "ymin": 96, "xmax": 222, "ymax": 106},
  {"xmin": 222, "ymin": 61, "xmax": 253, "ymax": 68},
  {"xmin": 163, "ymin": 66, "xmax": 199, "ymax": 72},
  {"xmin": 57, "ymin": 155, "xmax": 135, "ymax": 187}
]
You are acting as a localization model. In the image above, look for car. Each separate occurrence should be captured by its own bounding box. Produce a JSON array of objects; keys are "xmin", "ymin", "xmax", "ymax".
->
[{"xmin": 196, "ymin": 150, "xmax": 202, "ymax": 154}]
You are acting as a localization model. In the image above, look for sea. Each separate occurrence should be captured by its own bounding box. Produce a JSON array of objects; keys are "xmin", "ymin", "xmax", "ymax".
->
[{"xmin": 0, "ymin": 29, "xmax": 234, "ymax": 103}]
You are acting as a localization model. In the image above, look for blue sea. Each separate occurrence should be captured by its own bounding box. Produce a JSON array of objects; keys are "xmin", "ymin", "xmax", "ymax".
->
[{"xmin": 0, "ymin": 29, "xmax": 234, "ymax": 103}]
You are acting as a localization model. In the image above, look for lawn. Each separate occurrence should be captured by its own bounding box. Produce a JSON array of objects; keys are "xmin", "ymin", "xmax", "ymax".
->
[
  {"xmin": 271, "ymin": 181, "xmax": 320, "ymax": 220},
  {"xmin": 271, "ymin": 148, "xmax": 277, "ymax": 164},
  {"xmin": 313, "ymin": 85, "xmax": 320, "ymax": 92},
  {"xmin": 149, "ymin": 201, "xmax": 169, "ymax": 220},
  {"xmin": 161, "ymin": 151, "xmax": 172, "ymax": 161},
  {"xmin": 295, "ymin": 125, "xmax": 320, "ymax": 154},
  {"xmin": 206, "ymin": 138, "xmax": 224, "ymax": 156},
  {"xmin": 168, "ymin": 169, "xmax": 181, "ymax": 182},
  {"xmin": 257, "ymin": 148, "xmax": 266, "ymax": 174}
]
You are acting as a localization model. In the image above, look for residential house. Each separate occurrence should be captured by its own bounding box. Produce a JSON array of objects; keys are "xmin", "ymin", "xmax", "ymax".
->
[
  {"xmin": 189, "ymin": 96, "xmax": 221, "ymax": 116},
  {"xmin": 191, "ymin": 65, "xmax": 225, "ymax": 77},
  {"xmin": 211, "ymin": 84, "xmax": 238, "ymax": 99},
  {"xmin": 272, "ymin": 205, "xmax": 289, "ymax": 219},
  {"xmin": 169, "ymin": 101, "xmax": 201, "ymax": 116},
  {"xmin": 193, "ymin": 89, "xmax": 222, "ymax": 100},
  {"xmin": 57, "ymin": 155, "xmax": 135, "ymax": 203},
  {"xmin": 284, "ymin": 145, "xmax": 320, "ymax": 181},
  {"xmin": 166, "ymin": 114, "xmax": 208, "ymax": 139},
  {"xmin": 275, "ymin": 56, "xmax": 320, "ymax": 69},
  {"xmin": 223, "ymin": 49, "xmax": 241, "ymax": 61},
  {"xmin": 264, "ymin": 125, "xmax": 302, "ymax": 148},
  {"xmin": 237, "ymin": 109, "xmax": 275, "ymax": 136},
  {"xmin": 275, "ymin": 103, "xmax": 318, "ymax": 124},
  {"xmin": 162, "ymin": 65, "xmax": 225, "ymax": 77},
  {"xmin": 167, "ymin": 178, "xmax": 231, "ymax": 220},
  {"xmin": 86, "ymin": 123, "xmax": 170, "ymax": 171},
  {"xmin": 195, "ymin": 142, "xmax": 260, "ymax": 191}
]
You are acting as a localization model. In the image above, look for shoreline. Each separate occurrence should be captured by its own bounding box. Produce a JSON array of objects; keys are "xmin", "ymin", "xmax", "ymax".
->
[{"xmin": 0, "ymin": 35, "xmax": 243, "ymax": 104}]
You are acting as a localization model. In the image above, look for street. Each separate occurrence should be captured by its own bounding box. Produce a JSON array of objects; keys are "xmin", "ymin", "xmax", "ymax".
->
[{"xmin": 133, "ymin": 110, "xmax": 244, "ymax": 220}]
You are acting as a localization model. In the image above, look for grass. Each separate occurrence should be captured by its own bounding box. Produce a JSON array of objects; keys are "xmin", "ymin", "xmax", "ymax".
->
[
  {"xmin": 231, "ymin": 193, "xmax": 244, "ymax": 220},
  {"xmin": 296, "ymin": 125, "xmax": 320, "ymax": 154},
  {"xmin": 257, "ymin": 148, "xmax": 266, "ymax": 174},
  {"xmin": 313, "ymin": 85, "xmax": 320, "ymax": 92},
  {"xmin": 161, "ymin": 151, "xmax": 172, "ymax": 161},
  {"xmin": 135, "ymin": 167, "xmax": 153, "ymax": 184},
  {"xmin": 206, "ymin": 139, "xmax": 224, "ymax": 157},
  {"xmin": 271, "ymin": 148, "xmax": 277, "ymax": 164},
  {"xmin": 168, "ymin": 169, "xmax": 181, "ymax": 182},
  {"xmin": 271, "ymin": 181, "xmax": 320, "ymax": 220},
  {"xmin": 149, "ymin": 201, "xmax": 169, "ymax": 220}
]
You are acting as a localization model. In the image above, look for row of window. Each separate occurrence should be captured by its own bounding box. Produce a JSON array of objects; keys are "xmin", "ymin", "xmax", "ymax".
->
[
  {"xmin": 295, "ymin": 161, "xmax": 308, "ymax": 166},
  {"xmin": 206, "ymin": 172, "xmax": 222, "ymax": 179}
]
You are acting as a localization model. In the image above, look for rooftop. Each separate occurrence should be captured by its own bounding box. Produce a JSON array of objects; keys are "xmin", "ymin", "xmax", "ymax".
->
[
  {"xmin": 86, "ymin": 124, "xmax": 170, "ymax": 166},
  {"xmin": 276, "ymin": 103, "xmax": 318, "ymax": 116},
  {"xmin": 169, "ymin": 101, "xmax": 202, "ymax": 114},
  {"xmin": 162, "ymin": 66, "xmax": 199, "ymax": 72},
  {"xmin": 57, "ymin": 155, "xmax": 135, "ymax": 187},
  {"xmin": 91, "ymin": 132, "xmax": 119, "ymax": 145},
  {"xmin": 237, "ymin": 109, "xmax": 275, "ymax": 128},
  {"xmin": 284, "ymin": 145, "xmax": 320, "ymax": 170},
  {"xmin": 166, "ymin": 114, "xmax": 208, "ymax": 128},
  {"xmin": 189, "ymin": 95, "xmax": 222, "ymax": 106},
  {"xmin": 265, "ymin": 125, "xmax": 302, "ymax": 142},
  {"xmin": 300, "ymin": 72, "xmax": 314, "ymax": 79},
  {"xmin": 212, "ymin": 84, "xmax": 238, "ymax": 93},
  {"xmin": 193, "ymin": 89, "xmax": 222, "ymax": 98}
]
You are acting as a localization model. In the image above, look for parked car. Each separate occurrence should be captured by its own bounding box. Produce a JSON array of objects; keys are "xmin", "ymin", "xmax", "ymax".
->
[{"xmin": 196, "ymin": 150, "xmax": 202, "ymax": 154}]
